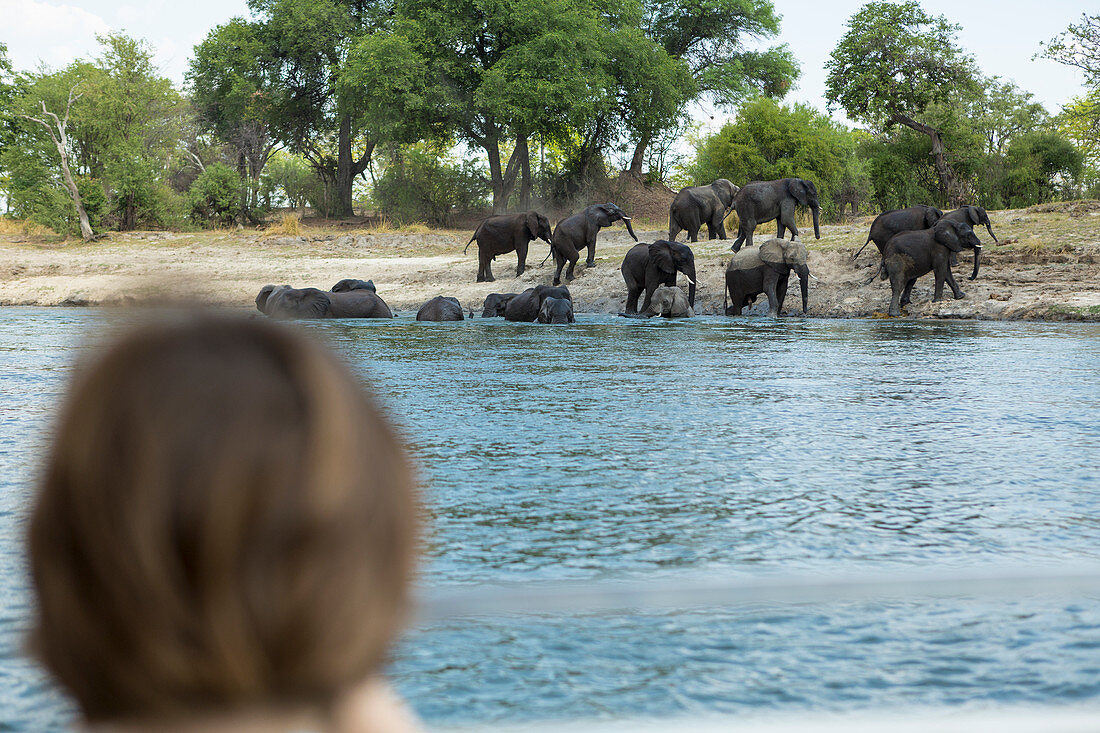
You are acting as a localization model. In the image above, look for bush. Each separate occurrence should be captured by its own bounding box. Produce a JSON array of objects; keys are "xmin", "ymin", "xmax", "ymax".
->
[
  {"xmin": 188, "ymin": 163, "xmax": 243, "ymax": 225},
  {"xmin": 371, "ymin": 145, "xmax": 489, "ymax": 225}
]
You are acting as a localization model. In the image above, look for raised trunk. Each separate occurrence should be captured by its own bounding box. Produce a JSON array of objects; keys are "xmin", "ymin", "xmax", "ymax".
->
[
  {"xmin": 627, "ymin": 132, "xmax": 650, "ymax": 177},
  {"xmin": 892, "ymin": 114, "xmax": 966, "ymax": 208}
]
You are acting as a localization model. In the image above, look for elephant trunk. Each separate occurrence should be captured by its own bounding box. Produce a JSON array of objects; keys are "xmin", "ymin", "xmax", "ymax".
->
[
  {"xmin": 623, "ymin": 217, "xmax": 638, "ymax": 241},
  {"xmin": 969, "ymin": 245, "xmax": 982, "ymax": 281},
  {"xmin": 811, "ymin": 204, "xmax": 821, "ymax": 240},
  {"xmin": 681, "ymin": 266, "xmax": 697, "ymax": 308},
  {"xmin": 986, "ymin": 222, "xmax": 998, "ymax": 242},
  {"xmin": 796, "ymin": 264, "xmax": 810, "ymax": 313}
]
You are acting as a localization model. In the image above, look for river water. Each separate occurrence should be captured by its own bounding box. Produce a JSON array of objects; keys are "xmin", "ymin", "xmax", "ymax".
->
[{"xmin": 2, "ymin": 309, "xmax": 1099, "ymax": 728}]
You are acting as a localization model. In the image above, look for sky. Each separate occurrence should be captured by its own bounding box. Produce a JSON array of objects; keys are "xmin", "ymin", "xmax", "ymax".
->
[{"xmin": 0, "ymin": 0, "xmax": 1093, "ymax": 132}]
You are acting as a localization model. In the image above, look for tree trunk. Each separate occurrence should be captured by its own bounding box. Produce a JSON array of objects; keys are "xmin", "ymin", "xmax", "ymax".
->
[
  {"xmin": 627, "ymin": 132, "xmax": 650, "ymax": 178},
  {"xmin": 56, "ymin": 142, "xmax": 93, "ymax": 241},
  {"xmin": 485, "ymin": 135, "xmax": 504, "ymax": 213},
  {"xmin": 335, "ymin": 113, "xmax": 354, "ymax": 218},
  {"xmin": 892, "ymin": 114, "xmax": 966, "ymax": 207},
  {"xmin": 518, "ymin": 136, "xmax": 531, "ymax": 211}
]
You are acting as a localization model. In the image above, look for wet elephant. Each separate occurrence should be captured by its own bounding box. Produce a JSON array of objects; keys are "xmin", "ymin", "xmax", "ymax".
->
[
  {"xmin": 416, "ymin": 296, "xmax": 464, "ymax": 321},
  {"xmin": 504, "ymin": 285, "xmax": 572, "ymax": 322},
  {"xmin": 537, "ymin": 297, "xmax": 575, "ymax": 324},
  {"xmin": 620, "ymin": 240, "xmax": 697, "ymax": 315},
  {"xmin": 724, "ymin": 238, "xmax": 810, "ymax": 317},
  {"xmin": 256, "ymin": 285, "xmax": 393, "ymax": 319},
  {"xmin": 481, "ymin": 292, "xmax": 519, "ymax": 318}
]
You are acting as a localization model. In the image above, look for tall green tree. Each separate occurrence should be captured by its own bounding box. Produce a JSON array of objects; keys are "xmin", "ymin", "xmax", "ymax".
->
[
  {"xmin": 400, "ymin": 0, "xmax": 618, "ymax": 211},
  {"xmin": 825, "ymin": 1, "xmax": 978, "ymax": 206},
  {"xmin": 211, "ymin": 0, "xmax": 431, "ymax": 218},
  {"xmin": 630, "ymin": 0, "xmax": 797, "ymax": 176},
  {"xmin": 1042, "ymin": 14, "xmax": 1100, "ymax": 173}
]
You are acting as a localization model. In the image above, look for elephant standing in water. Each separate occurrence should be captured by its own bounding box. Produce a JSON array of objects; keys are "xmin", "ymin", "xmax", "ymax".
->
[
  {"xmin": 416, "ymin": 296, "xmax": 464, "ymax": 321},
  {"xmin": 537, "ymin": 297, "xmax": 575, "ymax": 323},
  {"xmin": 481, "ymin": 292, "xmax": 519, "ymax": 317},
  {"xmin": 725, "ymin": 238, "xmax": 810, "ymax": 317},
  {"xmin": 256, "ymin": 285, "xmax": 393, "ymax": 319},
  {"xmin": 668, "ymin": 179, "xmax": 739, "ymax": 242},
  {"xmin": 504, "ymin": 285, "xmax": 572, "ymax": 322},
  {"xmin": 620, "ymin": 285, "xmax": 693, "ymax": 318},
  {"xmin": 620, "ymin": 240, "xmax": 697, "ymax": 315},
  {"xmin": 331, "ymin": 278, "xmax": 376, "ymax": 293},
  {"xmin": 550, "ymin": 203, "xmax": 637, "ymax": 284},
  {"xmin": 465, "ymin": 211, "xmax": 553, "ymax": 282},
  {"xmin": 731, "ymin": 178, "xmax": 820, "ymax": 252},
  {"xmin": 853, "ymin": 205, "xmax": 943, "ymax": 259},
  {"xmin": 879, "ymin": 220, "xmax": 982, "ymax": 317}
]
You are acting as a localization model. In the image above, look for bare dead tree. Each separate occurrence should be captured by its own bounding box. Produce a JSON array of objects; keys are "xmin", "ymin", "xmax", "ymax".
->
[{"xmin": 20, "ymin": 86, "xmax": 94, "ymax": 241}]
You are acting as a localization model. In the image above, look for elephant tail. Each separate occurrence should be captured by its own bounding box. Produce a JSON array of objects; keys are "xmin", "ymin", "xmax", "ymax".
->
[
  {"xmin": 851, "ymin": 237, "xmax": 872, "ymax": 260},
  {"xmin": 463, "ymin": 232, "xmax": 478, "ymax": 255},
  {"xmin": 540, "ymin": 246, "xmax": 554, "ymax": 266}
]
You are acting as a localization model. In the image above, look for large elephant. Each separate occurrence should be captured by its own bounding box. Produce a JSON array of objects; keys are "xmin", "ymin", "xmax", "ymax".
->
[
  {"xmin": 852, "ymin": 205, "xmax": 943, "ymax": 259},
  {"xmin": 537, "ymin": 297, "xmax": 575, "ymax": 324},
  {"xmin": 504, "ymin": 285, "xmax": 572, "ymax": 322},
  {"xmin": 481, "ymin": 292, "xmax": 519, "ymax": 317},
  {"xmin": 256, "ymin": 285, "xmax": 393, "ymax": 319},
  {"xmin": 550, "ymin": 203, "xmax": 637, "ymax": 285},
  {"xmin": 668, "ymin": 179, "xmax": 740, "ymax": 242},
  {"xmin": 724, "ymin": 238, "xmax": 810, "ymax": 317},
  {"xmin": 730, "ymin": 178, "xmax": 821, "ymax": 252},
  {"xmin": 621, "ymin": 240, "xmax": 697, "ymax": 315},
  {"xmin": 416, "ymin": 296, "xmax": 464, "ymax": 321},
  {"xmin": 620, "ymin": 284, "xmax": 693, "ymax": 319},
  {"xmin": 880, "ymin": 220, "xmax": 982, "ymax": 317},
  {"xmin": 464, "ymin": 211, "xmax": 553, "ymax": 282}
]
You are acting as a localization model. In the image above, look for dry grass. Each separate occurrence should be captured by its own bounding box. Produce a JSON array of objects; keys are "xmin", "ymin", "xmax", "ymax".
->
[
  {"xmin": 265, "ymin": 212, "xmax": 302, "ymax": 237},
  {"xmin": 363, "ymin": 217, "xmax": 436, "ymax": 235},
  {"xmin": 0, "ymin": 218, "xmax": 57, "ymax": 238}
]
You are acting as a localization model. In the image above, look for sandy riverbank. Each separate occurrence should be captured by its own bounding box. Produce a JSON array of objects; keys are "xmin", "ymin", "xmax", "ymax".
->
[{"xmin": 1, "ymin": 204, "xmax": 1099, "ymax": 320}]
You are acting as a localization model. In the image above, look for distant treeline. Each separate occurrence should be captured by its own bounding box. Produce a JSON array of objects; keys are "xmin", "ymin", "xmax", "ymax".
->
[{"xmin": 0, "ymin": 3, "xmax": 1096, "ymax": 238}]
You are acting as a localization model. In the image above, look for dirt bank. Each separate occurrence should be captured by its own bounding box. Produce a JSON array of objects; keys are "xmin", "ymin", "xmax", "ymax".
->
[{"xmin": 1, "ymin": 206, "xmax": 1098, "ymax": 320}]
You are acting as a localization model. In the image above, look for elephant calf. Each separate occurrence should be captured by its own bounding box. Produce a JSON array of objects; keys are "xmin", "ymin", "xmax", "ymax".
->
[
  {"xmin": 880, "ymin": 220, "xmax": 982, "ymax": 317},
  {"xmin": 725, "ymin": 238, "xmax": 810, "ymax": 317},
  {"xmin": 620, "ymin": 284, "xmax": 693, "ymax": 318},
  {"xmin": 621, "ymin": 240, "xmax": 697, "ymax": 315},
  {"xmin": 416, "ymin": 296, "xmax": 464, "ymax": 321},
  {"xmin": 537, "ymin": 297, "xmax": 575, "ymax": 324}
]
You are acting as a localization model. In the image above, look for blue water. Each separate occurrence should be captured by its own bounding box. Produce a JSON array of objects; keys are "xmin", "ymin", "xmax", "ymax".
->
[{"xmin": 2, "ymin": 309, "xmax": 1100, "ymax": 728}]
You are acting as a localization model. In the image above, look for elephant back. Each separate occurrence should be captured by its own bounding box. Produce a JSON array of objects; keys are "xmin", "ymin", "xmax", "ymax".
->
[{"xmin": 728, "ymin": 247, "xmax": 764, "ymax": 271}]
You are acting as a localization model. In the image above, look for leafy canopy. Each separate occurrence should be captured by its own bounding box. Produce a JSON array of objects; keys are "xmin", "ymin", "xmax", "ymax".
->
[{"xmin": 825, "ymin": 1, "xmax": 977, "ymax": 126}]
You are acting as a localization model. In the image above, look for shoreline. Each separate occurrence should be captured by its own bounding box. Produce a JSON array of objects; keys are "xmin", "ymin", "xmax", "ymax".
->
[{"xmin": 1, "ymin": 207, "xmax": 1098, "ymax": 322}]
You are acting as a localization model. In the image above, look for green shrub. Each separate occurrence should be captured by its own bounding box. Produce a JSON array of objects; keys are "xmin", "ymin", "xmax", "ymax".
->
[
  {"xmin": 371, "ymin": 146, "xmax": 489, "ymax": 225},
  {"xmin": 188, "ymin": 163, "xmax": 243, "ymax": 225}
]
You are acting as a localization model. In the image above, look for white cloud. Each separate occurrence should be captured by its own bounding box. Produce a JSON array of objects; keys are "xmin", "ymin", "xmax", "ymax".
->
[{"xmin": 1, "ymin": 0, "xmax": 110, "ymax": 71}]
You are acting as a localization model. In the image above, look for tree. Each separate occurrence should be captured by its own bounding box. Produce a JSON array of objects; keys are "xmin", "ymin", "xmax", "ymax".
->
[
  {"xmin": 687, "ymin": 97, "xmax": 857, "ymax": 218},
  {"xmin": 19, "ymin": 86, "xmax": 95, "ymax": 240},
  {"xmin": 216, "ymin": 0, "xmax": 431, "ymax": 219},
  {"xmin": 400, "ymin": 0, "xmax": 618, "ymax": 211},
  {"xmin": 1042, "ymin": 14, "xmax": 1100, "ymax": 175},
  {"xmin": 630, "ymin": 0, "xmax": 798, "ymax": 176},
  {"xmin": 187, "ymin": 19, "xmax": 278, "ymax": 220},
  {"xmin": 825, "ymin": 1, "xmax": 978, "ymax": 206}
]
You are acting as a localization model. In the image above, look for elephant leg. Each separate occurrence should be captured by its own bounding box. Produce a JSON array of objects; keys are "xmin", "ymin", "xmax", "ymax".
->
[
  {"xmin": 477, "ymin": 251, "xmax": 493, "ymax": 282},
  {"xmin": 779, "ymin": 201, "xmax": 799, "ymax": 240},
  {"xmin": 552, "ymin": 252, "xmax": 566, "ymax": 286},
  {"xmin": 715, "ymin": 216, "xmax": 727, "ymax": 239},
  {"xmin": 764, "ymin": 273, "xmax": 780, "ymax": 317},
  {"xmin": 585, "ymin": 242, "xmax": 596, "ymax": 268},
  {"xmin": 901, "ymin": 278, "xmax": 916, "ymax": 307},
  {"xmin": 889, "ymin": 277, "xmax": 905, "ymax": 317},
  {"xmin": 565, "ymin": 253, "xmax": 579, "ymax": 281},
  {"xmin": 777, "ymin": 222, "xmax": 786, "ymax": 239},
  {"xmin": 625, "ymin": 285, "xmax": 642, "ymax": 314},
  {"xmin": 731, "ymin": 222, "xmax": 749, "ymax": 251},
  {"xmin": 945, "ymin": 269, "xmax": 966, "ymax": 299},
  {"xmin": 515, "ymin": 240, "xmax": 529, "ymax": 277},
  {"xmin": 776, "ymin": 276, "xmax": 789, "ymax": 315},
  {"xmin": 706, "ymin": 222, "xmax": 716, "ymax": 240}
]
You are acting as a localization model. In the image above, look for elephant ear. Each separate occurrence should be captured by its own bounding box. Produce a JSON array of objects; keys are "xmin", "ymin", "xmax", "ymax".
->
[
  {"xmin": 256, "ymin": 284, "xmax": 276, "ymax": 313},
  {"xmin": 786, "ymin": 179, "xmax": 810, "ymax": 206},
  {"xmin": 759, "ymin": 238, "xmax": 787, "ymax": 266},
  {"xmin": 924, "ymin": 208, "xmax": 941, "ymax": 228},
  {"xmin": 934, "ymin": 222, "xmax": 964, "ymax": 252},
  {"xmin": 967, "ymin": 206, "xmax": 982, "ymax": 225},
  {"xmin": 782, "ymin": 240, "xmax": 809, "ymax": 266},
  {"xmin": 728, "ymin": 248, "xmax": 764, "ymax": 271},
  {"xmin": 525, "ymin": 211, "xmax": 539, "ymax": 238},
  {"xmin": 648, "ymin": 242, "xmax": 675, "ymax": 274}
]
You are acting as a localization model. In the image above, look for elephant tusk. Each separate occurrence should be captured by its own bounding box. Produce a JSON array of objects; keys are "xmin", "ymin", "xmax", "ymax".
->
[
  {"xmin": 809, "ymin": 272, "xmax": 821, "ymax": 281},
  {"xmin": 682, "ymin": 276, "xmax": 696, "ymax": 285}
]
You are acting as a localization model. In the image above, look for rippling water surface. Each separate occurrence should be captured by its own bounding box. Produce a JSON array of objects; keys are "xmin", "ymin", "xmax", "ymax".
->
[{"xmin": 2, "ymin": 309, "xmax": 1099, "ymax": 728}]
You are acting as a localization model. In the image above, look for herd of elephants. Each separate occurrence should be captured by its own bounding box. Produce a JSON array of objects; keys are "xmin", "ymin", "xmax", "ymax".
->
[{"xmin": 255, "ymin": 177, "xmax": 999, "ymax": 323}]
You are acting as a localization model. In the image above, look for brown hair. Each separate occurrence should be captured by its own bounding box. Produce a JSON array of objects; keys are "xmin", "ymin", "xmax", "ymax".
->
[{"xmin": 28, "ymin": 313, "xmax": 420, "ymax": 723}]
